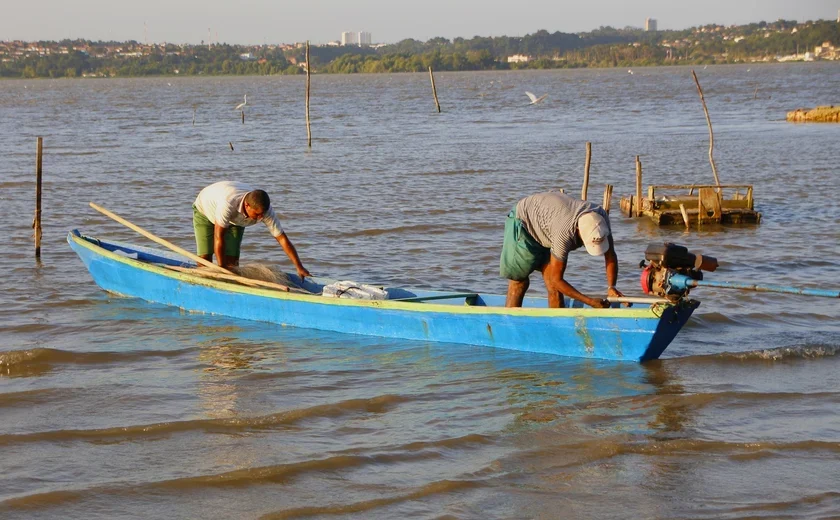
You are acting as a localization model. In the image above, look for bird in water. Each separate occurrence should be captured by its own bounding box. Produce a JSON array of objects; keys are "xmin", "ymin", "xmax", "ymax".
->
[
  {"xmin": 525, "ymin": 91, "xmax": 547, "ymax": 105},
  {"xmin": 628, "ymin": 69, "xmax": 634, "ymax": 75},
  {"xmin": 235, "ymin": 94, "xmax": 247, "ymax": 110}
]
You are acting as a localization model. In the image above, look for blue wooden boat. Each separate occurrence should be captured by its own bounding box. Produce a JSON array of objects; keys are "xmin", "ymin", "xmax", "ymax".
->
[{"xmin": 67, "ymin": 230, "xmax": 699, "ymax": 362}]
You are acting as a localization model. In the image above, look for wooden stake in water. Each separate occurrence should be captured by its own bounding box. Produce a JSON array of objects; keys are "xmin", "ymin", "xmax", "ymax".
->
[
  {"xmin": 691, "ymin": 70, "xmax": 721, "ymax": 188},
  {"xmin": 241, "ymin": 110, "xmax": 245, "ymax": 124},
  {"xmin": 635, "ymin": 156, "xmax": 643, "ymax": 217},
  {"xmin": 680, "ymin": 203, "xmax": 690, "ymax": 229},
  {"xmin": 581, "ymin": 141, "xmax": 592, "ymax": 200},
  {"xmin": 192, "ymin": 106, "xmax": 196, "ymax": 126},
  {"xmin": 306, "ymin": 41, "xmax": 312, "ymax": 148},
  {"xmin": 602, "ymin": 184, "xmax": 613, "ymax": 214},
  {"xmin": 34, "ymin": 137, "xmax": 43, "ymax": 258},
  {"xmin": 429, "ymin": 66, "xmax": 441, "ymax": 113}
]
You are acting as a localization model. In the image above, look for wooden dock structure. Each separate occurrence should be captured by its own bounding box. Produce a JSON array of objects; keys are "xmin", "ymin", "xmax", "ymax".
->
[{"xmin": 619, "ymin": 184, "xmax": 761, "ymax": 226}]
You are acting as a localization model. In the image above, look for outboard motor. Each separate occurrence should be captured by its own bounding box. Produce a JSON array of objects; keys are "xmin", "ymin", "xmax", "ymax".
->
[
  {"xmin": 639, "ymin": 242, "xmax": 840, "ymax": 300},
  {"xmin": 639, "ymin": 243, "xmax": 718, "ymax": 299},
  {"xmin": 638, "ymin": 243, "xmax": 838, "ymax": 301}
]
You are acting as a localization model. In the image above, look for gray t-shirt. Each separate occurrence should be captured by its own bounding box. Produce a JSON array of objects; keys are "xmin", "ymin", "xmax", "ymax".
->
[{"xmin": 515, "ymin": 191, "xmax": 609, "ymax": 262}]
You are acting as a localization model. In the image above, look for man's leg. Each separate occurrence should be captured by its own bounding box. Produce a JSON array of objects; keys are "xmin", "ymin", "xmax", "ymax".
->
[
  {"xmin": 221, "ymin": 226, "xmax": 244, "ymax": 268},
  {"xmin": 500, "ymin": 208, "xmax": 540, "ymax": 308},
  {"xmin": 539, "ymin": 262, "xmax": 565, "ymax": 308},
  {"xmin": 193, "ymin": 205, "xmax": 215, "ymax": 266},
  {"xmin": 506, "ymin": 278, "xmax": 530, "ymax": 307}
]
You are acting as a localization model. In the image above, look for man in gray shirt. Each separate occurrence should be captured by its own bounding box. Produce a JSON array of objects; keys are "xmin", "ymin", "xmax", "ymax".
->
[{"xmin": 500, "ymin": 191, "xmax": 623, "ymax": 308}]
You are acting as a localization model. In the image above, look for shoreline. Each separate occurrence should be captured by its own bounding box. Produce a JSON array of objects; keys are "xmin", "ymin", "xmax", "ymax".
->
[{"xmin": 2, "ymin": 60, "xmax": 837, "ymax": 81}]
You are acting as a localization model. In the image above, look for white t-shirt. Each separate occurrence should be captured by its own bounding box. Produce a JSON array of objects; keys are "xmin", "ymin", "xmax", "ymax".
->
[{"xmin": 194, "ymin": 181, "xmax": 285, "ymax": 237}]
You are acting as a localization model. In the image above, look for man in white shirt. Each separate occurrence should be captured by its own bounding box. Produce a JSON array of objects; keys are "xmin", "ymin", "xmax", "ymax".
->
[{"xmin": 193, "ymin": 181, "xmax": 310, "ymax": 279}]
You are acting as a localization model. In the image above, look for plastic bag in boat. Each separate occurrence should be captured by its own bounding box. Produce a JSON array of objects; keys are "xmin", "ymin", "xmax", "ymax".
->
[{"xmin": 322, "ymin": 281, "xmax": 388, "ymax": 300}]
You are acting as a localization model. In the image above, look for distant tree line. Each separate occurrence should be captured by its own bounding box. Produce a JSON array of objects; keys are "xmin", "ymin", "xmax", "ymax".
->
[{"xmin": 2, "ymin": 20, "xmax": 838, "ymax": 78}]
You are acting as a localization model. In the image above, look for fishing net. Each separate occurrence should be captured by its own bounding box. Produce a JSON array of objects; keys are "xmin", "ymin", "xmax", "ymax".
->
[{"xmin": 230, "ymin": 263, "xmax": 300, "ymax": 288}]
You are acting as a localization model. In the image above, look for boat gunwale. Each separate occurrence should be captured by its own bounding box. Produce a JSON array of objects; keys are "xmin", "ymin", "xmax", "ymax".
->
[{"xmin": 69, "ymin": 230, "xmax": 669, "ymax": 319}]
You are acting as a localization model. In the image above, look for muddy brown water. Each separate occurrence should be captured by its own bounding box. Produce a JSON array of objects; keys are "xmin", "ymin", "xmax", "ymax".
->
[{"xmin": 1, "ymin": 64, "xmax": 839, "ymax": 519}]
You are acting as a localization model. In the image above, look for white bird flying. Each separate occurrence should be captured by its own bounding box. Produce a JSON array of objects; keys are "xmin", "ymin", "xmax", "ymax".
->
[
  {"xmin": 235, "ymin": 95, "xmax": 247, "ymax": 110},
  {"xmin": 525, "ymin": 91, "xmax": 547, "ymax": 105}
]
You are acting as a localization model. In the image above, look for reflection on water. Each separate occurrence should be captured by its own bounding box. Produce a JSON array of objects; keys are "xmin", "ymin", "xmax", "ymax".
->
[{"xmin": 642, "ymin": 360, "xmax": 692, "ymax": 435}]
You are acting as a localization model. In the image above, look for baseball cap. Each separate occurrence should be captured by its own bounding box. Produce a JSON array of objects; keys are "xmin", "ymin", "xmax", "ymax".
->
[{"xmin": 578, "ymin": 212, "xmax": 610, "ymax": 256}]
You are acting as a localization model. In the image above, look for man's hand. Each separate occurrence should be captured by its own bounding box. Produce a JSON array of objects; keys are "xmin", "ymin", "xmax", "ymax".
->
[
  {"xmin": 296, "ymin": 266, "xmax": 311, "ymax": 281},
  {"xmin": 608, "ymin": 286, "xmax": 630, "ymax": 307},
  {"xmin": 589, "ymin": 297, "xmax": 611, "ymax": 309}
]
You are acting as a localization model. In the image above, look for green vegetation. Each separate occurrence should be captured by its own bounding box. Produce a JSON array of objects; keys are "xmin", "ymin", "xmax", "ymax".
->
[{"xmin": 2, "ymin": 19, "xmax": 838, "ymax": 78}]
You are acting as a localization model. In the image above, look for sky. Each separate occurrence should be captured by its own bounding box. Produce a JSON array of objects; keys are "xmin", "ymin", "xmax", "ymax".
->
[{"xmin": 0, "ymin": 0, "xmax": 837, "ymax": 45}]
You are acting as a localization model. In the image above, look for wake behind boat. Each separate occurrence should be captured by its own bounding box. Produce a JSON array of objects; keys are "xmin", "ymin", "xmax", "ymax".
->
[{"xmin": 67, "ymin": 229, "xmax": 699, "ymax": 363}]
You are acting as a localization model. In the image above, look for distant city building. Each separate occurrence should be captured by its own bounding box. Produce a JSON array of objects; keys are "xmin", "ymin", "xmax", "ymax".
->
[
  {"xmin": 507, "ymin": 54, "xmax": 531, "ymax": 63},
  {"xmin": 645, "ymin": 18, "xmax": 658, "ymax": 32},
  {"xmin": 341, "ymin": 31, "xmax": 372, "ymax": 46},
  {"xmin": 341, "ymin": 32, "xmax": 358, "ymax": 46}
]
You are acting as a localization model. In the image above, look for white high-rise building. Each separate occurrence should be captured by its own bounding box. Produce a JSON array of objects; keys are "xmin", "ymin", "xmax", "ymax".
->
[
  {"xmin": 341, "ymin": 31, "xmax": 358, "ymax": 46},
  {"xmin": 645, "ymin": 18, "xmax": 658, "ymax": 31},
  {"xmin": 341, "ymin": 31, "xmax": 372, "ymax": 46}
]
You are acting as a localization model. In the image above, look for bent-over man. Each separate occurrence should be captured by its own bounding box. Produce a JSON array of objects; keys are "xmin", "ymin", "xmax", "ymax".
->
[
  {"xmin": 500, "ymin": 191, "xmax": 623, "ymax": 308},
  {"xmin": 193, "ymin": 181, "xmax": 310, "ymax": 279}
]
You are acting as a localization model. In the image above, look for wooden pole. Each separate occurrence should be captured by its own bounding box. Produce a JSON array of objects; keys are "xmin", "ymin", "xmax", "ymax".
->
[
  {"xmin": 241, "ymin": 110, "xmax": 245, "ymax": 124},
  {"xmin": 602, "ymin": 184, "xmax": 613, "ymax": 214},
  {"xmin": 691, "ymin": 70, "xmax": 721, "ymax": 188},
  {"xmin": 429, "ymin": 66, "xmax": 441, "ymax": 113},
  {"xmin": 581, "ymin": 141, "xmax": 591, "ymax": 200},
  {"xmin": 607, "ymin": 296, "xmax": 671, "ymax": 305},
  {"xmin": 635, "ymin": 156, "xmax": 643, "ymax": 217},
  {"xmin": 34, "ymin": 137, "xmax": 43, "ymax": 258},
  {"xmin": 192, "ymin": 106, "xmax": 196, "ymax": 126},
  {"xmin": 305, "ymin": 41, "xmax": 312, "ymax": 148}
]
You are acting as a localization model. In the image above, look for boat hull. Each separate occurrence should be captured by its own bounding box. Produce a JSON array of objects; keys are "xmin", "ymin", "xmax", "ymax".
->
[{"xmin": 68, "ymin": 230, "xmax": 698, "ymax": 362}]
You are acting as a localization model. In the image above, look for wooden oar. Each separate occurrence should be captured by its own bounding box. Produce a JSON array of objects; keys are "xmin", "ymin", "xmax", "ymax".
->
[
  {"xmin": 162, "ymin": 265, "xmax": 311, "ymax": 294},
  {"xmin": 89, "ymin": 202, "xmax": 295, "ymax": 293}
]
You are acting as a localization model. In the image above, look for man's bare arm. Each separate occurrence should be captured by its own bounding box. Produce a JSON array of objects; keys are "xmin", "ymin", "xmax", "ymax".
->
[
  {"xmin": 213, "ymin": 224, "xmax": 226, "ymax": 268},
  {"xmin": 275, "ymin": 233, "xmax": 311, "ymax": 280},
  {"xmin": 542, "ymin": 256, "xmax": 608, "ymax": 308}
]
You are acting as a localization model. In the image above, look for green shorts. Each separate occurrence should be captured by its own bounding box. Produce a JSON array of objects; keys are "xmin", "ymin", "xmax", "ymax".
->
[
  {"xmin": 193, "ymin": 205, "xmax": 245, "ymax": 257},
  {"xmin": 500, "ymin": 208, "xmax": 549, "ymax": 281}
]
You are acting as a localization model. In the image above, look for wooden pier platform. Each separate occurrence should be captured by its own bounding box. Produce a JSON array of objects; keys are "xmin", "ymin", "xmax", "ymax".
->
[{"xmin": 619, "ymin": 184, "xmax": 761, "ymax": 226}]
